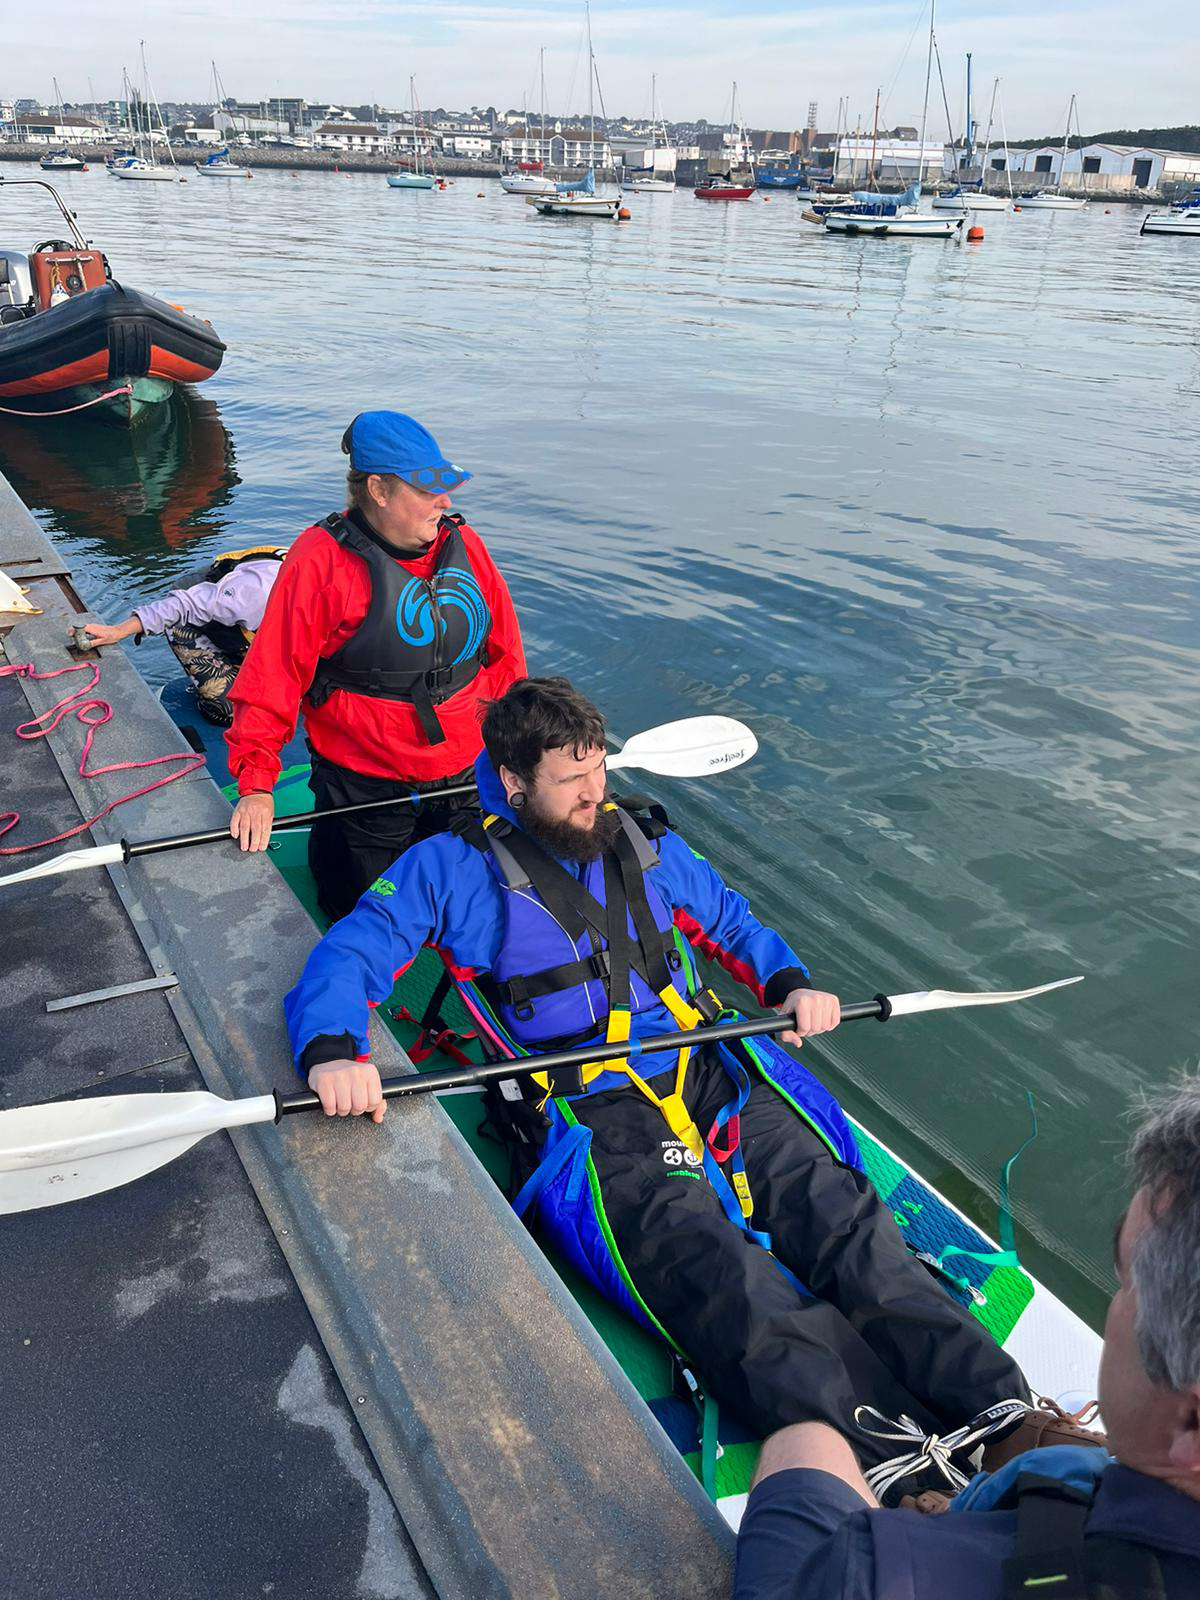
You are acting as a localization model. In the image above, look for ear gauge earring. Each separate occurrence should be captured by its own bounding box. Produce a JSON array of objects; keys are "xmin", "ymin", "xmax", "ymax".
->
[{"xmin": 510, "ymin": 792, "xmax": 526, "ymax": 810}]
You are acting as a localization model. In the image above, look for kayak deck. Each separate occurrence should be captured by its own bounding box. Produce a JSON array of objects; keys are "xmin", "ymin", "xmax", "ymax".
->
[{"xmin": 231, "ymin": 761, "xmax": 1101, "ymax": 1524}]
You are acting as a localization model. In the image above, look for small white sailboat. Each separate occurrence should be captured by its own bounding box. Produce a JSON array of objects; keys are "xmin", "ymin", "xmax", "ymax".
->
[
  {"xmin": 194, "ymin": 147, "xmax": 252, "ymax": 178},
  {"xmin": 932, "ymin": 72, "xmax": 1012, "ymax": 212},
  {"xmin": 526, "ymin": 5, "xmax": 621, "ymax": 218},
  {"xmin": 526, "ymin": 164, "xmax": 621, "ymax": 217},
  {"xmin": 1017, "ymin": 95, "xmax": 1087, "ymax": 210},
  {"xmin": 824, "ymin": 188, "xmax": 965, "ymax": 236},
  {"xmin": 622, "ymin": 76, "xmax": 676, "ymax": 192},
  {"xmin": 824, "ymin": 7, "xmax": 961, "ymax": 239},
  {"xmin": 501, "ymin": 50, "xmax": 557, "ymax": 195},
  {"xmin": 388, "ymin": 78, "xmax": 438, "ymax": 190},
  {"xmin": 110, "ymin": 53, "xmax": 179, "ymax": 183}
]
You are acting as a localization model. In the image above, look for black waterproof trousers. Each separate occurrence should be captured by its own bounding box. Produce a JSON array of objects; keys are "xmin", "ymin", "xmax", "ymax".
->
[
  {"xmin": 566, "ymin": 1045, "xmax": 1030, "ymax": 1468},
  {"xmin": 306, "ymin": 753, "xmax": 477, "ymax": 922}
]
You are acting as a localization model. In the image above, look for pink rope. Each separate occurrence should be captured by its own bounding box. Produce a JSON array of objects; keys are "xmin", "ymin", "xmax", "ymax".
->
[
  {"xmin": 0, "ymin": 383, "xmax": 133, "ymax": 419},
  {"xmin": 0, "ymin": 659, "xmax": 204, "ymax": 855}
]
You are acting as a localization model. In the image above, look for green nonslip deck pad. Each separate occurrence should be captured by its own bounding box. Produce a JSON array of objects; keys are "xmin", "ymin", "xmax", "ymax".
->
[{"xmin": 252, "ymin": 765, "xmax": 1034, "ymax": 1507}]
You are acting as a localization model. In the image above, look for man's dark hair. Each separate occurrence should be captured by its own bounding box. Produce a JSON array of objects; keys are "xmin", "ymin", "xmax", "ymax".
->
[{"xmin": 482, "ymin": 677, "xmax": 606, "ymax": 783}]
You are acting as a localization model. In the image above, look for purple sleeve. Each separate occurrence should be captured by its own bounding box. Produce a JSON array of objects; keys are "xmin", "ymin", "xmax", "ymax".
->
[{"xmin": 133, "ymin": 561, "xmax": 280, "ymax": 636}]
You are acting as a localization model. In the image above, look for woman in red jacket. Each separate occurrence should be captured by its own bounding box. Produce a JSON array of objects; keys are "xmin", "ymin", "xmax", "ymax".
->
[{"xmin": 227, "ymin": 411, "xmax": 526, "ymax": 920}]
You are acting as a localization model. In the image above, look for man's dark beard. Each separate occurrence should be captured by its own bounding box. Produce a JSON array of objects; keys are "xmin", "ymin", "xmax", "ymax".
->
[{"xmin": 522, "ymin": 801, "xmax": 621, "ymax": 863}]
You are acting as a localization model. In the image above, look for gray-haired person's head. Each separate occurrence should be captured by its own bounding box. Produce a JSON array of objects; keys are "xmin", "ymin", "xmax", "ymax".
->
[{"xmin": 1128, "ymin": 1077, "xmax": 1200, "ymax": 1390}]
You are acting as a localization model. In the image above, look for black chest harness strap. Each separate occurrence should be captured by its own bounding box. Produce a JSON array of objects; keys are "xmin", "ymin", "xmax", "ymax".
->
[
  {"xmin": 470, "ymin": 806, "xmax": 727, "ymax": 1156},
  {"xmin": 1002, "ymin": 1473, "xmax": 1166, "ymax": 1600}
]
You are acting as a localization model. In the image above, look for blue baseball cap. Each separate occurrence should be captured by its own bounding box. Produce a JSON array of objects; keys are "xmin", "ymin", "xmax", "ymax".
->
[{"xmin": 341, "ymin": 411, "xmax": 472, "ymax": 492}]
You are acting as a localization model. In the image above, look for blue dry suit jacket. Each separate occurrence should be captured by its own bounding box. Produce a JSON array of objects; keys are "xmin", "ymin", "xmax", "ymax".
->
[{"xmin": 285, "ymin": 751, "xmax": 814, "ymax": 1077}]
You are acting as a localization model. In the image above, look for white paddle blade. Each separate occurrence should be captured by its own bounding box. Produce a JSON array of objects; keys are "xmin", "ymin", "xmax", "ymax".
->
[
  {"xmin": 0, "ymin": 841, "xmax": 125, "ymax": 890},
  {"xmin": 886, "ymin": 975, "xmax": 1084, "ymax": 1020},
  {"xmin": 0, "ymin": 1090, "xmax": 277, "ymax": 1214},
  {"xmin": 609, "ymin": 716, "xmax": 758, "ymax": 778}
]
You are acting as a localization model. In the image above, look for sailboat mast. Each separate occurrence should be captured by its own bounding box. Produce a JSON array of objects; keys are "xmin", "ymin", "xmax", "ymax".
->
[
  {"xmin": 586, "ymin": 0, "xmax": 595, "ymax": 168},
  {"xmin": 539, "ymin": 46, "xmax": 545, "ymax": 168},
  {"xmin": 918, "ymin": 0, "xmax": 935, "ymax": 194},
  {"xmin": 868, "ymin": 86, "xmax": 880, "ymax": 189},
  {"xmin": 965, "ymin": 52, "xmax": 973, "ymax": 166},
  {"xmin": 1058, "ymin": 92, "xmax": 1075, "ymax": 192},
  {"xmin": 996, "ymin": 79, "xmax": 1015, "ymax": 198}
]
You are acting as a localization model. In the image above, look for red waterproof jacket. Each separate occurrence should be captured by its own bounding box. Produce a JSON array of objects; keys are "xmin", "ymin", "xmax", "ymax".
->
[{"xmin": 226, "ymin": 515, "xmax": 526, "ymax": 796}]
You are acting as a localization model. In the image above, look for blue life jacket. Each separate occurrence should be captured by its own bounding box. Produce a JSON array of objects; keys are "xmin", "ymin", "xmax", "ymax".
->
[{"xmin": 469, "ymin": 803, "xmax": 702, "ymax": 1069}]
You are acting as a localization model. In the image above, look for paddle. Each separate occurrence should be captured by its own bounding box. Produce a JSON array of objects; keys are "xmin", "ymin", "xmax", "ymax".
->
[
  {"xmin": 0, "ymin": 977, "xmax": 1081, "ymax": 1214},
  {"xmin": 0, "ymin": 714, "xmax": 757, "ymax": 890}
]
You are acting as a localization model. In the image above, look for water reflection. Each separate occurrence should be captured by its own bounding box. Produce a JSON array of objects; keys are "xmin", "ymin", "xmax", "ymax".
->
[{"xmin": 0, "ymin": 385, "xmax": 237, "ymax": 554}]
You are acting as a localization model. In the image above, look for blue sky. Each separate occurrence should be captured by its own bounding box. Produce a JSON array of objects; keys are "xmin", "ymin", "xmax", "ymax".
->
[{"xmin": 6, "ymin": 0, "xmax": 1194, "ymax": 138}]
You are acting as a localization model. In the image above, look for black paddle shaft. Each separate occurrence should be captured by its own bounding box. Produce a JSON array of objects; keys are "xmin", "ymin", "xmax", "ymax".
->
[
  {"xmin": 274, "ymin": 996, "xmax": 891, "ymax": 1117},
  {"xmin": 124, "ymin": 783, "xmax": 478, "ymax": 861}
]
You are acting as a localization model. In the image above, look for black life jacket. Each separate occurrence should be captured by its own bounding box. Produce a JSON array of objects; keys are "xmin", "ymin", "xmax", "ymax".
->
[
  {"xmin": 307, "ymin": 513, "xmax": 492, "ymax": 746},
  {"xmin": 190, "ymin": 544, "xmax": 289, "ymax": 658}
]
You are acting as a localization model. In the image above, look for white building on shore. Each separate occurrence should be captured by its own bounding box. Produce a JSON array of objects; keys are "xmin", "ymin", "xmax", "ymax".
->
[
  {"xmin": 313, "ymin": 122, "xmax": 394, "ymax": 154},
  {"xmin": 500, "ymin": 128, "xmax": 612, "ymax": 168},
  {"xmin": 1005, "ymin": 143, "xmax": 1200, "ymax": 191},
  {"xmin": 834, "ymin": 135, "xmax": 946, "ymax": 185},
  {"xmin": 0, "ymin": 112, "xmax": 104, "ymax": 145}
]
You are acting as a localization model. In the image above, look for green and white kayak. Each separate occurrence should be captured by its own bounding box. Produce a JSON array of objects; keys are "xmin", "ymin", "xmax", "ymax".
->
[{"xmin": 233, "ymin": 761, "xmax": 1103, "ymax": 1528}]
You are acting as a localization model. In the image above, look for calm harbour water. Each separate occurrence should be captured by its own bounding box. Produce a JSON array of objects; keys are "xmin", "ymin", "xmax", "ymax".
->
[{"xmin": 4, "ymin": 163, "xmax": 1199, "ymax": 1329}]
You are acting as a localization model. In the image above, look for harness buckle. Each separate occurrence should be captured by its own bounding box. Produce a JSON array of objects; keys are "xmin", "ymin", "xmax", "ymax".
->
[{"xmin": 694, "ymin": 987, "xmax": 723, "ymax": 1025}]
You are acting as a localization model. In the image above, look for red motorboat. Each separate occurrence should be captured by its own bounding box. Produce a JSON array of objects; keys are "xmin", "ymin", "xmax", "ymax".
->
[
  {"xmin": 694, "ymin": 177, "xmax": 754, "ymax": 201},
  {"xmin": 0, "ymin": 176, "xmax": 224, "ymax": 425}
]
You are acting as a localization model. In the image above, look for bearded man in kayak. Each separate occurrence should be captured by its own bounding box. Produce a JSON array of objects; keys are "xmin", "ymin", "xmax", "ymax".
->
[
  {"xmin": 284, "ymin": 676, "xmax": 1096, "ymax": 1496},
  {"xmin": 226, "ymin": 411, "xmax": 526, "ymax": 920}
]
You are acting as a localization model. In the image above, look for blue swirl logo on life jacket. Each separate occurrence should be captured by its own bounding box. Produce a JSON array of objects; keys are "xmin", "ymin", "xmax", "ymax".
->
[{"xmin": 395, "ymin": 567, "xmax": 488, "ymax": 666}]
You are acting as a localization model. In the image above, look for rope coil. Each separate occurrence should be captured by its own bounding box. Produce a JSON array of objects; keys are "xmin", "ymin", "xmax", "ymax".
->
[{"xmin": 0, "ymin": 659, "xmax": 204, "ymax": 855}]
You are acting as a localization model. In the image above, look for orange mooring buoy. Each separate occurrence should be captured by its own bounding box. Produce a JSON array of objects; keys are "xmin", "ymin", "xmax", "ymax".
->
[
  {"xmin": 618, "ymin": 206, "xmax": 631, "ymax": 220},
  {"xmin": 477, "ymin": 191, "xmax": 485, "ymax": 198},
  {"xmin": 967, "ymin": 225, "xmax": 985, "ymax": 242},
  {"xmin": 1013, "ymin": 204, "xmax": 1021, "ymax": 212}
]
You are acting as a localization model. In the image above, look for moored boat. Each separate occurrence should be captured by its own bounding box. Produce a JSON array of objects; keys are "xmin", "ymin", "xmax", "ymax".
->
[
  {"xmin": 525, "ymin": 163, "xmax": 620, "ymax": 218},
  {"xmin": 0, "ymin": 176, "xmax": 225, "ymax": 423},
  {"xmin": 1016, "ymin": 190, "xmax": 1086, "ymax": 211},
  {"xmin": 500, "ymin": 172, "xmax": 556, "ymax": 194},
  {"xmin": 194, "ymin": 147, "xmax": 252, "ymax": 178},
  {"xmin": 39, "ymin": 149, "xmax": 88, "ymax": 172},
  {"xmin": 824, "ymin": 205, "xmax": 964, "ymax": 237},
  {"xmin": 1140, "ymin": 193, "xmax": 1200, "ymax": 236},
  {"xmin": 109, "ymin": 154, "xmax": 178, "ymax": 183},
  {"xmin": 821, "ymin": 182, "xmax": 963, "ymax": 237},
  {"xmin": 694, "ymin": 177, "xmax": 753, "ymax": 201},
  {"xmin": 932, "ymin": 186, "xmax": 1010, "ymax": 212}
]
